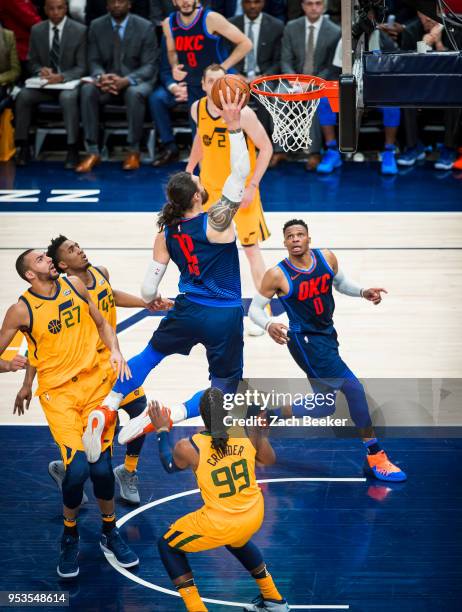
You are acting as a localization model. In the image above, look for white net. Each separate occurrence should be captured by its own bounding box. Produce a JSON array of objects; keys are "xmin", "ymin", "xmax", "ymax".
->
[{"xmin": 251, "ymin": 77, "xmax": 324, "ymax": 152}]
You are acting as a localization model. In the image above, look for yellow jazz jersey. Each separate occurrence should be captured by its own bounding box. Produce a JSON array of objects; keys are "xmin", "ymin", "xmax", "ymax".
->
[
  {"xmin": 20, "ymin": 278, "xmax": 99, "ymax": 396},
  {"xmin": 198, "ymin": 96, "xmax": 257, "ymax": 195},
  {"xmin": 192, "ymin": 431, "xmax": 262, "ymax": 514},
  {"xmin": 86, "ymin": 266, "xmax": 116, "ymax": 353},
  {"xmin": 197, "ymin": 97, "xmax": 270, "ymax": 246}
]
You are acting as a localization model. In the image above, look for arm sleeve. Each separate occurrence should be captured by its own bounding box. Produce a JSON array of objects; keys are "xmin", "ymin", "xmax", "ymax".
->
[
  {"xmin": 249, "ymin": 293, "xmax": 273, "ymax": 331},
  {"xmin": 140, "ymin": 260, "xmax": 167, "ymax": 302},
  {"xmin": 333, "ymin": 269, "xmax": 363, "ymax": 297},
  {"xmin": 221, "ymin": 130, "xmax": 251, "ymax": 202},
  {"xmin": 157, "ymin": 431, "xmax": 184, "ymax": 473}
]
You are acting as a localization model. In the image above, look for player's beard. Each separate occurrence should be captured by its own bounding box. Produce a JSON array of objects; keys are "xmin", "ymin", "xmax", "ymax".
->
[{"xmin": 179, "ymin": 0, "xmax": 197, "ymax": 16}]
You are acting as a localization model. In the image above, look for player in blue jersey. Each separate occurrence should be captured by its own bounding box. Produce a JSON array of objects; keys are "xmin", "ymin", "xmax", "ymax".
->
[
  {"xmin": 81, "ymin": 89, "xmax": 251, "ymax": 461},
  {"xmin": 249, "ymin": 219, "xmax": 407, "ymax": 483},
  {"xmin": 163, "ymin": 0, "xmax": 251, "ymax": 132}
]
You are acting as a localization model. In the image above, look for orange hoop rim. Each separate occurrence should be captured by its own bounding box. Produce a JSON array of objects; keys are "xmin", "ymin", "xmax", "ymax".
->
[{"xmin": 250, "ymin": 74, "xmax": 339, "ymax": 103}]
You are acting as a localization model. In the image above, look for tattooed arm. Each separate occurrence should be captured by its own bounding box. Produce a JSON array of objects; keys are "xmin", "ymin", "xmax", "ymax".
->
[{"xmin": 206, "ymin": 90, "xmax": 250, "ymax": 243}]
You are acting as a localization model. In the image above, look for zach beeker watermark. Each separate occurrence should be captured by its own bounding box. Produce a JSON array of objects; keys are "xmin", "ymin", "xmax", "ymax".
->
[{"xmin": 223, "ymin": 413, "xmax": 348, "ymax": 428}]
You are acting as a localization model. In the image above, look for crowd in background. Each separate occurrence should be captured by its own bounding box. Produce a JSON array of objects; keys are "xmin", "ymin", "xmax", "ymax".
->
[{"xmin": 0, "ymin": 0, "xmax": 461, "ymax": 173}]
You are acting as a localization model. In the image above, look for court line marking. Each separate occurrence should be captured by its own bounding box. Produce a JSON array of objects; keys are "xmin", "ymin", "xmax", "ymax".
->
[{"xmin": 106, "ymin": 478, "xmax": 365, "ymax": 609}]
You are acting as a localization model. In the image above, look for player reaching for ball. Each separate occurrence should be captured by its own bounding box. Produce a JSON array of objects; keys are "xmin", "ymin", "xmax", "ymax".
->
[
  {"xmin": 150, "ymin": 388, "xmax": 290, "ymax": 612},
  {"xmin": 80, "ymin": 88, "xmax": 251, "ymax": 460},
  {"xmin": 249, "ymin": 219, "xmax": 407, "ymax": 482},
  {"xmin": 186, "ymin": 65, "xmax": 273, "ymax": 336}
]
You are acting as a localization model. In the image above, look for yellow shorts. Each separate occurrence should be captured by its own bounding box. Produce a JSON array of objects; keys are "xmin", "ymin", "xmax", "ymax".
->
[
  {"xmin": 164, "ymin": 495, "xmax": 264, "ymax": 552},
  {"xmin": 39, "ymin": 365, "xmax": 115, "ymax": 465},
  {"xmin": 203, "ymin": 186, "xmax": 270, "ymax": 247}
]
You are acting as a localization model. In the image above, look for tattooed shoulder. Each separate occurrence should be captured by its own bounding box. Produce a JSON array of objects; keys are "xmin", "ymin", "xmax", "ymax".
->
[{"xmin": 207, "ymin": 195, "xmax": 240, "ymax": 232}]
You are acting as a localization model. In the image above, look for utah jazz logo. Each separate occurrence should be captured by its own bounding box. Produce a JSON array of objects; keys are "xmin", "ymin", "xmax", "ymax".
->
[
  {"xmin": 48, "ymin": 319, "xmax": 62, "ymax": 334},
  {"xmin": 202, "ymin": 127, "xmax": 227, "ymax": 148}
]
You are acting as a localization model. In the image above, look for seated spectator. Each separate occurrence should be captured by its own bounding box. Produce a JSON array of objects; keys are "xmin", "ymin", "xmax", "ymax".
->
[
  {"xmin": 0, "ymin": 26, "xmax": 21, "ymax": 114},
  {"xmin": 77, "ymin": 0, "xmax": 159, "ymax": 172},
  {"xmin": 14, "ymin": 0, "xmax": 86, "ymax": 168},
  {"xmin": 211, "ymin": 0, "xmax": 287, "ymax": 22},
  {"xmin": 0, "ymin": 0, "xmax": 41, "ymax": 73},
  {"xmin": 149, "ymin": 37, "xmax": 187, "ymax": 166},
  {"xmin": 229, "ymin": 0, "xmax": 284, "ymax": 138},
  {"xmin": 278, "ymin": 0, "xmax": 340, "ymax": 171},
  {"xmin": 86, "ymin": 0, "xmax": 151, "ymax": 24},
  {"xmin": 392, "ymin": 11, "xmax": 462, "ymax": 170}
]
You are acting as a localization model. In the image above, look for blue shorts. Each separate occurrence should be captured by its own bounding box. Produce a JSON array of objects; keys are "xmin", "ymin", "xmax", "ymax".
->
[
  {"xmin": 288, "ymin": 330, "xmax": 355, "ymax": 388},
  {"xmin": 150, "ymin": 294, "xmax": 244, "ymax": 380}
]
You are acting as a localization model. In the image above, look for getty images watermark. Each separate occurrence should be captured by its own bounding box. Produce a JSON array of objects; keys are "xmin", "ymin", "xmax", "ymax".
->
[{"xmin": 222, "ymin": 388, "xmax": 349, "ymax": 428}]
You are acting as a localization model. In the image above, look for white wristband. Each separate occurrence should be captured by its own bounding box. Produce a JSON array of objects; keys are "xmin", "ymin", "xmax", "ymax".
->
[{"xmin": 141, "ymin": 260, "xmax": 167, "ymax": 302}]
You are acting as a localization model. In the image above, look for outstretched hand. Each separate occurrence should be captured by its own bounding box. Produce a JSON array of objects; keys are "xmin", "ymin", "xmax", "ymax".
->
[{"xmin": 362, "ymin": 288, "xmax": 387, "ymax": 305}]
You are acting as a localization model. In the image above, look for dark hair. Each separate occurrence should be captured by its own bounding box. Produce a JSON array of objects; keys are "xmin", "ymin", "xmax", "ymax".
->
[
  {"xmin": 46, "ymin": 235, "xmax": 68, "ymax": 272},
  {"xmin": 283, "ymin": 219, "xmax": 308, "ymax": 234},
  {"xmin": 158, "ymin": 172, "xmax": 198, "ymax": 230},
  {"xmin": 15, "ymin": 249, "xmax": 35, "ymax": 281},
  {"xmin": 200, "ymin": 388, "xmax": 229, "ymax": 453},
  {"xmin": 202, "ymin": 63, "xmax": 226, "ymax": 79}
]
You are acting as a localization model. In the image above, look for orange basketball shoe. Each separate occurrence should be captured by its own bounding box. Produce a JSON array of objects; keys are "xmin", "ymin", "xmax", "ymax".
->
[
  {"xmin": 453, "ymin": 152, "xmax": 462, "ymax": 170},
  {"xmin": 364, "ymin": 450, "xmax": 407, "ymax": 482},
  {"xmin": 82, "ymin": 407, "xmax": 117, "ymax": 463},
  {"xmin": 118, "ymin": 405, "xmax": 173, "ymax": 445}
]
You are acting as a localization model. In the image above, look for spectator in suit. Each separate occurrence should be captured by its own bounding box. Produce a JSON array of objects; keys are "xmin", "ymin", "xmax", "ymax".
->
[
  {"xmin": 211, "ymin": 0, "xmax": 287, "ymax": 22},
  {"xmin": 77, "ymin": 0, "xmax": 159, "ymax": 172},
  {"xmin": 149, "ymin": 37, "xmax": 187, "ymax": 165},
  {"xmin": 229, "ymin": 0, "xmax": 284, "ymax": 138},
  {"xmin": 0, "ymin": 26, "xmax": 21, "ymax": 114},
  {"xmin": 0, "ymin": 0, "xmax": 41, "ymax": 70},
  {"xmin": 85, "ymin": 0, "xmax": 151, "ymax": 23},
  {"xmin": 278, "ymin": 0, "xmax": 340, "ymax": 172},
  {"xmin": 14, "ymin": 0, "xmax": 86, "ymax": 168}
]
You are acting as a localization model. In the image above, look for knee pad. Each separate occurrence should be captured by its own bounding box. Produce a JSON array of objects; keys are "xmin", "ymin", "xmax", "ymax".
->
[
  {"xmin": 89, "ymin": 449, "xmax": 114, "ymax": 500},
  {"xmin": 158, "ymin": 536, "xmax": 191, "ymax": 580},
  {"xmin": 62, "ymin": 451, "xmax": 89, "ymax": 509}
]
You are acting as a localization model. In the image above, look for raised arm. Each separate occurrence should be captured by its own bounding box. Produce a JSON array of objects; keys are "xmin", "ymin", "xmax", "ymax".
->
[
  {"xmin": 206, "ymin": 12, "xmax": 252, "ymax": 72},
  {"xmin": 206, "ymin": 90, "xmax": 250, "ymax": 241},
  {"xmin": 240, "ymin": 107, "xmax": 273, "ymax": 208}
]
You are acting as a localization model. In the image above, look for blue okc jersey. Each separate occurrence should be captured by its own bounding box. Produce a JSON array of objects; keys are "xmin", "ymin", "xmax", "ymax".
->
[
  {"xmin": 278, "ymin": 249, "xmax": 335, "ymax": 335},
  {"xmin": 169, "ymin": 7, "xmax": 229, "ymax": 86},
  {"xmin": 165, "ymin": 212, "xmax": 241, "ymax": 307}
]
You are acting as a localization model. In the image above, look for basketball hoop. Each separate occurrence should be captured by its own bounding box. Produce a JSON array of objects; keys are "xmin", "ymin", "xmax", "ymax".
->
[{"xmin": 250, "ymin": 74, "xmax": 339, "ymax": 152}]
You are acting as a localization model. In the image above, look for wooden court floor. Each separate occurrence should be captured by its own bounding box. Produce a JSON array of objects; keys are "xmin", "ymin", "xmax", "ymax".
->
[{"xmin": 1, "ymin": 211, "xmax": 461, "ymax": 424}]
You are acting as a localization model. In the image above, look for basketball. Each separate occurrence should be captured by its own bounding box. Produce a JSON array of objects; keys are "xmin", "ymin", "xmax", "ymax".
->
[{"xmin": 211, "ymin": 75, "xmax": 251, "ymax": 110}]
